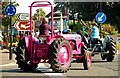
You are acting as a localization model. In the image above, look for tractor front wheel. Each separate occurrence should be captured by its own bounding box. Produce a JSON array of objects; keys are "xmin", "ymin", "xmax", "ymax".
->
[
  {"xmin": 49, "ymin": 38, "xmax": 72, "ymax": 73},
  {"xmin": 82, "ymin": 46, "xmax": 91, "ymax": 70},
  {"xmin": 101, "ymin": 53, "xmax": 107, "ymax": 60}
]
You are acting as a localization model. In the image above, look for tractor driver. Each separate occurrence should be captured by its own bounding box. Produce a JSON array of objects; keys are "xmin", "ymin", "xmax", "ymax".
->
[
  {"xmin": 90, "ymin": 22, "xmax": 100, "ymax": 45},
  {"xmin": 39, "ymin": 17, "xmax": 51, "ymax": 35}
]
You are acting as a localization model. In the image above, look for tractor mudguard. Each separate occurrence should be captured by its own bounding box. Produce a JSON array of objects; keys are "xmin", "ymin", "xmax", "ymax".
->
[
  {"xmin": 104, "ymin": 35, "xmax": 110, "ymax": 43},
  {"xmin": 25, "ymin": 36, "xmax": 39, "ymax": 51},
  {"xmin": 103, "ymin": 35, "xmax": 110, "ymax": 50}
]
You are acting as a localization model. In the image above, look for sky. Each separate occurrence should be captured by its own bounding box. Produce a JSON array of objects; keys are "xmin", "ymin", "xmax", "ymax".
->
[{"xmin": 16, "ymin": 0, "xmax": 54, "ymax": 15}]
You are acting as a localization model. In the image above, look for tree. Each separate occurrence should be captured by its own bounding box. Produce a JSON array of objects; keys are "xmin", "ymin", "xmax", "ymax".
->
[
  {"xmin": 55, "ymin": 2, "xmax": 120, "ymax": 32},
  {"xmin": 32, "ymin": 8, "xmax": 46, "ymax": 21}
]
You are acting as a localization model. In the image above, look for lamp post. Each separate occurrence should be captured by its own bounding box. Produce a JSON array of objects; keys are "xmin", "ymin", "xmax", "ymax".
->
[
  {"xmin": 100, "ymin": 1, "xmax": 102, "ymax": 38},
  {"xmin": 9, "ymin": 0, "xmax": 12, "ymax": 60}
]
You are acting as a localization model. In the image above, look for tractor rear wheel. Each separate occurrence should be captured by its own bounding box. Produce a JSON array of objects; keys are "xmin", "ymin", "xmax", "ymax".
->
[
  {"xmin": 49, "ymin": 38, "xmax": 72, "ymax": 73},
  {"xmin": 15, "ymin": 38, "xmax": 38, "ymax": 71},
  {"xmin": 107, "ymin": 38, "xmax": 116, "ymax": 62}
]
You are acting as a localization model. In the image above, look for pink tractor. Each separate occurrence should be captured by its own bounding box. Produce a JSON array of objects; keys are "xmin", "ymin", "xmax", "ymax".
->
[{"xmin": 15, "ymin": 1, "xmax": 92, "ymax": 72}]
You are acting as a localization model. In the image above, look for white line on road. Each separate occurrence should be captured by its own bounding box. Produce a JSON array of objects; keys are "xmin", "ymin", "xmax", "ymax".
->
[
  {"xmin": 0, "ymin": 63, "xmax": 68, "ymax": 78},
  {"xmin": 0, "ymin": 63, "xmax": 17, "ymax": 67},
  {"xmin": 38, "ymin": 63, "xmax": 68, "ymax": 78},
  {"xmin": 44, "ymin": 73, "xmax": 68, "ymax": 78}
]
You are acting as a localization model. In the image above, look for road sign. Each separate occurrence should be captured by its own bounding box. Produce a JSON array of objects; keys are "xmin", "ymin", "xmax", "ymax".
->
[
  {"xmin": 95, "ymin": 12, "xmax": 106, "ymax": 24},
  {"xmin": 5, "ymin": 4, "xmax": 16, "ymax": 17},
  {"xmin": 14, "ymin": 20, "xmax": 34, "ymax": 31},
  {"xmin": 17, "ymin": 13, "xmax": 30, "ymax": 20}
]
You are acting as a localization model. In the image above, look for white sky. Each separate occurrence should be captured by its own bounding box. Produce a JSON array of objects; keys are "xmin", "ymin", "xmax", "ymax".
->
[{"xmin": 16, "ymin": 0, "xmax": 54, "ymax": 15}]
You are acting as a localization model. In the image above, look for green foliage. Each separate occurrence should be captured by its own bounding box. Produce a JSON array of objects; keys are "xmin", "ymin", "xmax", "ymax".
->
[
  {"xmin": 55, "ymin": 2, "xmax": 120, "ymax": 33},
  {"xmin": 32, "ymin": 8, "xmax": 46, "ymax": 21},
  {"xmin": 112, "ymin": 16, "xmax": 120, "ymax": 33},
  {"xmin": 13, "ymin": 35, "xmax": 18, "ymax": 42},
  {"xmin": 3, "ymin": 35, "xmax": 9, "ymax": 42},
  {"xmin": 72, "ymin": 23, "xmax": 82, "ymax": 32},
  {"xmin": 101, "ymin": 23, "xmax": 118, "ymax": 37}
]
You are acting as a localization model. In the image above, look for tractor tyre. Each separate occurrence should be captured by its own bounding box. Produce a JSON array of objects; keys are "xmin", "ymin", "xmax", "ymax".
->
[
  {"xmin": 82, "ymin": 46, "xmax": 92, "ymax": 70},
  {"xmin": 107, "ymin": 38, "xmax": 116, "ymax": 62},
  {"xmin": 49, "ymin": 38, "xmax": 72, "ymax": 73},
  {"xmin": 101, "ymin": 53, "xmax": 107, "ymax": 60},
  {"xmin": 15, "ymin": 38, "xmax": 38, "ymax": 71}
]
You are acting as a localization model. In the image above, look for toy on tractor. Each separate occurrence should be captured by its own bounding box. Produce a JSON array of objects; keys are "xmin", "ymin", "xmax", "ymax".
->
[{"xmin": 14, "ymin": 1, "xmax": 91, "ymax": 72}]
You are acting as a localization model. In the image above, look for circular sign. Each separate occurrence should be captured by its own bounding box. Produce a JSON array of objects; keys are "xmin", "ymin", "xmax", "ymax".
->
[
  {"xmin": 95, "ymin": 12, "xmax": 107, "ymax": 24},
  {"xmin": 5, "ymin": 4, "xmax": 16, "ymax": 17}
]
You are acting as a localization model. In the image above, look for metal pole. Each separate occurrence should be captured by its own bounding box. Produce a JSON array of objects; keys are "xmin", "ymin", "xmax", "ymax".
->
[
  {"xmin": 100, "ymin": 1, "xmax": 102, "ymax": 38},
  {"xmin": 66, "ymin": 1, "xmax": 69, "ymax": 25},
  {"xmin": 9, "ymin": 0, "xmax": 12, "ymax": 60}
]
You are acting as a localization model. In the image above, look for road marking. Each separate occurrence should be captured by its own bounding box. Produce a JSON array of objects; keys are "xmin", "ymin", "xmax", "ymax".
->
[
  {"xmin": 0, "ymin": 62, "xmax": 68, "ymax": 78},
  {"xmin": 38, "ymin": 63, "xmax": 68, "ymax": 78},
  {"xmin": 0, "ymin": 63, "xmax": 16, "ymax": 67},
  {"xmin": 44, "ymin": 73, "xmax": 68, "ymax": 78}
]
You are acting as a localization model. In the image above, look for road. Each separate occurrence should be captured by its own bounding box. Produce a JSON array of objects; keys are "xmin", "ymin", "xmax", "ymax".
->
[{"xmin": 0, "ymin": 49, "xmax": 120, "ymax": 78}]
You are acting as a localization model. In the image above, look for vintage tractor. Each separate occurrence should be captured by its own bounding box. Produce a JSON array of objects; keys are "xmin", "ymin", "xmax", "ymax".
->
[
  {"xmin": 14, "ymin": 1, "xmax": 91, "ymax": 72},
  {"xmin": 87, "ymin": 35, "xmax": 117, "ymax": 62}
]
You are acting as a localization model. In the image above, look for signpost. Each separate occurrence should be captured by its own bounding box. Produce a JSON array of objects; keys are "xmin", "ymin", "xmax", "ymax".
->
[
  {"xmin": 14, "ymin": 20, "xmax": 34, "ymax": 31},
  {"xmin": 17, "ymin": 13, "xmax": 30, "ymax": 20},
  {"xmin": 5, "ymin": 3, "xmax": 16, "ymax": 60},
  {"xmin": 5, "ymin": 4, "xmax": 16, "ymax": 17},
  {"xmin": 95, "ymin": 12, "xmax": 107, "ymax": 38},
  {"xmin": 95, "ymin": 12, "xmax": 106, "ymax": 24}
]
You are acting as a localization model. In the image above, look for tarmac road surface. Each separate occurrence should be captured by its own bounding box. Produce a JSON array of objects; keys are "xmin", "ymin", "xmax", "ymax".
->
[{"xmin": 0, "ymin": 49, "xmax": 120, "ymax": 78}]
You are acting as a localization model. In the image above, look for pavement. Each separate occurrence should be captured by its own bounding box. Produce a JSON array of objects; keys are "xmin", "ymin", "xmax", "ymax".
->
[{"xmin": 0, "ymin": 49, "xmax": 16, "ymax": 65}]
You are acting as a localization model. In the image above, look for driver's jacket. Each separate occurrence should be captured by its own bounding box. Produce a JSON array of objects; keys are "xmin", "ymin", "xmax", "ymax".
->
[{"xmin": 91, "ymin": 26, "xmax": 100, "ymax": 39}]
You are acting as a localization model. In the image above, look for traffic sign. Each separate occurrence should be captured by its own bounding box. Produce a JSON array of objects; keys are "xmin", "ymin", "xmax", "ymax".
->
[
  {"xmin": 5, "ymin": 4, "xmax": 16, "ymax": 17},
  {"xmin": 95, "ymin": 12, "xmax": 107, "ymax": 24},
  {"xmin": 17, "ymin": 13, "xmax": 30, "ymax": 20},
  {"xmin": 14, "ymin": 20, "xmax": 34, "ymax": 31}
]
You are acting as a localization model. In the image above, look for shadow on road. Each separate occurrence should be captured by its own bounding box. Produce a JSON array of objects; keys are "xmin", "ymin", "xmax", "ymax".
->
[
  {"xmin": 0, "ymin": 69, "xmax": 22, "ymax": 73},
  {"xmin": 0, "ymin": 67, "xmax": 86, "ymax": 73},
  {"xmin": 92, "ymin": 60, "xmax": 108, "ymax": 63},
  {"xmin": 0, "ymin": 68, "xmax": 55, "ymax": 73}
]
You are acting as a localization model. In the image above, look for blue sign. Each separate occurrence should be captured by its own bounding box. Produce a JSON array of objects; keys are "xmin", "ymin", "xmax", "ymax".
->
[
  {"xmin": 95, "ymin": 12, "xmax": 107, "ymax": 24},
  {"xmin": 5, "ymin": 4, "xmax": 16, "ymax": 17}
]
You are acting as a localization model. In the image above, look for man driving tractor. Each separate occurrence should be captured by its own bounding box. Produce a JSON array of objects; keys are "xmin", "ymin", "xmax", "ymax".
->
[{"xmin": 90, "ymin": 22, "xmax": 100, "ymax": 45}]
